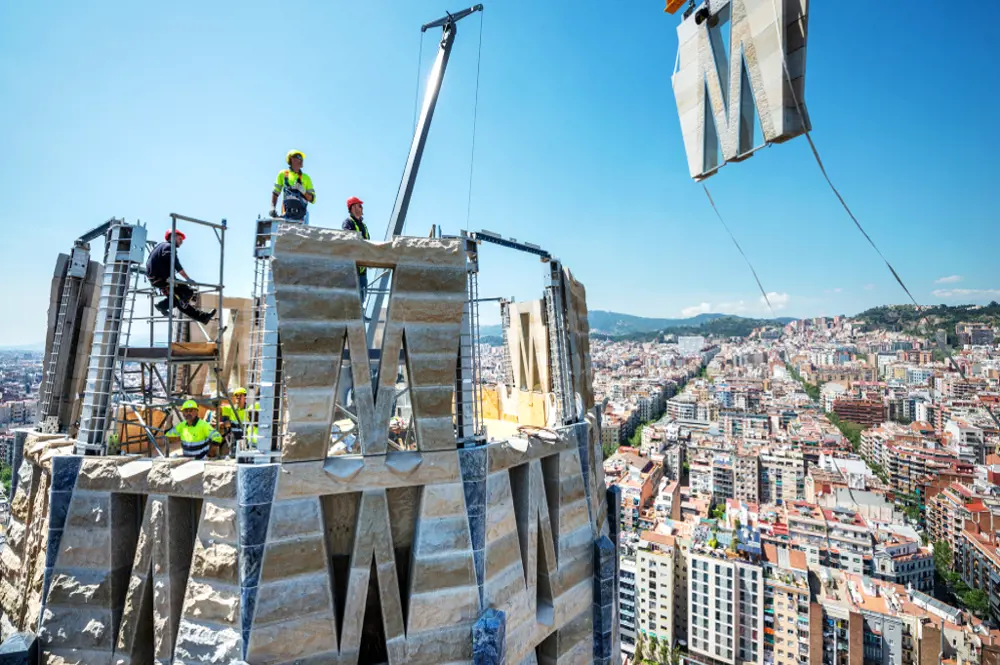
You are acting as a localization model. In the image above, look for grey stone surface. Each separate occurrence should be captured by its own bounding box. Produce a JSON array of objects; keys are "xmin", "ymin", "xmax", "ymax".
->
[{"xmin": 0, "ymin": 631, "xmax": 36, "ymax": 665}]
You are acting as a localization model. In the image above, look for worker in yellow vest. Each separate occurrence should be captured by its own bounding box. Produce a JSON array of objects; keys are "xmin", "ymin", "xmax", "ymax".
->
[
  {"xmin": 270, "ymin": 150, "xmax": 316, "ymax": 222},
  {"xmin": 166, "ymin": 400, "xmax": 222, "ymax": 459}
]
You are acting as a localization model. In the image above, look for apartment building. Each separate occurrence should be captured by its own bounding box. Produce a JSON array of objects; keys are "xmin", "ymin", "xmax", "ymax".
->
[
  {"xmin": 957, "ymin": 509, "xmax": 1000, "ymax": 624},
  {"xmin": 620, "ymin": 539, "xmax": 638, "ymax": 654},
  {"xmin": 734, "ymin": 453, "xmax": 761, "ymax": 504},
  {"xmin": 760, "ymin": 449, "xmax": 807, "ymax": 505},
  {"xmin": 761, "ymin": 545, "xmax": 821, "ymax": 665},
  {"xmin": 688, "ymin": 548, "xmax": 764, "ymax": 665},
  {"xmin": 635, "ymin": 531, "xmax": 686, "ymax": 650},
  {"xmin": 927, "ymin": 483, "xmax": 979, "ymax": 561},
  {"xmin": 873, "ymin": 529, "xmax": 934, "ymax": 592},
  {"xmin": 833, "ymin": 398, "xmax": 885, "ymax": 429}
]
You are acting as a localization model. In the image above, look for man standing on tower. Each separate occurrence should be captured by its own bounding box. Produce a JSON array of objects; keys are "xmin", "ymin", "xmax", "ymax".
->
[
  {"xmin": 270, "ymin": 150, "xmax": 316, "ymax": 222},
  {"xmin": 342, "ymin": 196, "xmax": 370, "ymax": 300}
]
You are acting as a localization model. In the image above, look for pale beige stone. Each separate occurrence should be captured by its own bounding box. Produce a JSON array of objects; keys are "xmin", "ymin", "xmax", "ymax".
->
[
  {"xmin": 189, "ymin": 541, "xmax": 238, "ymax": 585},
  {"xmin": 253, "ymin": 573, "xmax": 333, "ymax": 626},
  {"xmin": 273, "ymin": 451, "xmax": 461, "ymax": 499},
  {"xmin": 172, "ymin": 618, "xmax": 242, "ymax": 664},
  {"xmin": 199, "ymin": 501, "xmax": 237, "ymax": 542},
  {"xmin": 260, "ymin": 535, "xmax": 328, "ymax": 579},
  {"xmin": 268, "ymin": 498, "xmax": 324, "ymax": 541},
  {"xmin": 245, "ymin": 613, "xmax": 338, "ymax": 664},
  {"xmin": 39, "ymin": 607, "xmax": 115, "ymax": 650},
  {"xmin": 75, "ymin": 459, "xmax": 121, "ymax": 491},
  {"xmin": 201, "ymin": 463, "xmax": 236, "ymax": 499},
  {"xmin": 180, "ymin": 580, "xmax": 239, "ymax": 624},
  {"xmin": 409, "ymin": 552, "xmax": 476, "ymax": 594}
]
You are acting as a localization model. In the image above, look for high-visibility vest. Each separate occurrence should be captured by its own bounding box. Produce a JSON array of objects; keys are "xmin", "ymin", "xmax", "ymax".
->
[
  {"xmin": 166, "ymin": 419, "xmax": 223, "ymax": 459},
  {"xmin": 347, "ymin": 216, "xmax": 369, "ymax": 274}
]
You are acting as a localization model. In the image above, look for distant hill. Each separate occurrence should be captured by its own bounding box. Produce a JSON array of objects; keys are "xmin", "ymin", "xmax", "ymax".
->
[
  {"xmin": 479, "ymin": 310, "xmax": 794, "ymax": 340},
  {"xmin": 854, "ymin": 302, "xmax": 1000, "ymax": 344}
]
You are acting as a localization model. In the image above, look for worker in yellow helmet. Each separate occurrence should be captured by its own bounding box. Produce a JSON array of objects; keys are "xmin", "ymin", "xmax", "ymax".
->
[
  {"xmin": 270, "ymin": 150, "xmax": 316, "ymax": 223},
  {"xmin": 166, "ymin": 400, "xmax": 223, "ymax": 459}
]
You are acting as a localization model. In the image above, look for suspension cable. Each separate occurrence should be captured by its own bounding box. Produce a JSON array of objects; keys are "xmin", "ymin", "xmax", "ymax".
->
[
  {"xmin": 703, "ymin": 185, "xmax": 776, "ymax": 318},
  {"xmin": 465, "ymin": 9, "xmax": 485, "ymax": 227},
  {"xmin": 766, "ymin": 0, "xmax": 918, "ymax": 307}
]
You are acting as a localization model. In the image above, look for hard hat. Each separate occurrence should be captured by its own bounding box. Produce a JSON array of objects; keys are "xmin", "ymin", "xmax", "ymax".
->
[
  {"xmin": 233, "ymin": 387, "xmax": 247, "ymax": 396},
  {"xmin": 346, "ymin": 196, "xmax": 364, "ymax": 210},
  {"xmin": 286, "ymin": 150, "xmax": 305, "ymax": 164},
  {"xmin": 165, "ymin": 230, "xmax": 187, "ymax": 242},
  {"xmin": 181, "ymin": 400, "xmax": 199, "ymax": 411}
]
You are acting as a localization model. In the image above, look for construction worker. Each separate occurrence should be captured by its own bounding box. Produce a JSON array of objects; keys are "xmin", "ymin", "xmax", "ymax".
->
[
  {"xmin": 166, "ymin": 400, "xmax": 223, "ymax": 459},
  {"xmin": 342, "ymin": 197, "xmax": 370, "ymax": 299},
  {"xmin": 270, "ymin": 150, "xmax": 315, "ymax": 222},
  {"xmin": 146, "ymin": 231, "xmax": 216, "ymax": 325}
]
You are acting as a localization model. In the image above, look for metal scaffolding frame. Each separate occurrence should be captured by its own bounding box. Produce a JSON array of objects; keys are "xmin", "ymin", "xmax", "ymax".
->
[{"xmin": 76, "ymin": 214, "xmax": 227, "ymax": 456}]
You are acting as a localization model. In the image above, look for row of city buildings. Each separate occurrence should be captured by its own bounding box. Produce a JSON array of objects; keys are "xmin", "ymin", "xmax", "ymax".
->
[{"xmin": 602, "ymin": 315, "xmax": 1000, "ymax": 664}]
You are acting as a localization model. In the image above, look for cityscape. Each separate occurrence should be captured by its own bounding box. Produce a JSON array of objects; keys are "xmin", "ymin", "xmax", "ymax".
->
[{"xmin": 596, "ymin": 315, "xmax": 1000, "ymax": 664}]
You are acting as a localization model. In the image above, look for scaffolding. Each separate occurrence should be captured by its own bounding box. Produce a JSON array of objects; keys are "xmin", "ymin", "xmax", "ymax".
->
[
  {"xmin": 75, "ymin": 214, "xmax": 227, "ymax": 456},
  {"xmin": 243, "ymin": 217, "xmax": 284, "ymax": 463},
  {"xmin": 38, "ymin": 244, "xmax": 90, "ymax": 433}
]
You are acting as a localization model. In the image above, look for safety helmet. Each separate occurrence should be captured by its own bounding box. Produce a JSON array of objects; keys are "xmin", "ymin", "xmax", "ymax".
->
[
  {"xmin": 181, "ymin": 400, "xmax": 199, "ymax": 411},
  {"xmin": 346, "ymin": 196, "xmax": 363, "ymax": 210},
  {"xmin": 165, "ymin": 230, "xmax": 187, "ymax": 242},
  {"xmin": 286, "ymin": 150, "xmax": 305, "ymax": 165},
  {"xmin": 233, "ymin": 387, "xmax": 247, "ymax": 396}
]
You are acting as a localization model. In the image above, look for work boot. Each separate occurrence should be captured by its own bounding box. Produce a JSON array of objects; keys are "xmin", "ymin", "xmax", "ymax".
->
[
  {"xmin": 155, "ymin": 299, "xmax": 171, "ymax": 316},
  {"xmin": 198, "ymin": 309, "xmax": 217, "ymax": 325}
]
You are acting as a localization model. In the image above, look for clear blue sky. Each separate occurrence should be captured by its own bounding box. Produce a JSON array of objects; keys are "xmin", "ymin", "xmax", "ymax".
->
[{"xmin": 1, "ymin": 1, "xmax": 998, "ymax": 346}]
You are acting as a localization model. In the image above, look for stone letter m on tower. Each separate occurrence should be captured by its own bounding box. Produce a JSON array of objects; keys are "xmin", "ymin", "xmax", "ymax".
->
[{"xmin": 671, "ymin": 0, "xmax": 810, "ymax": 181}]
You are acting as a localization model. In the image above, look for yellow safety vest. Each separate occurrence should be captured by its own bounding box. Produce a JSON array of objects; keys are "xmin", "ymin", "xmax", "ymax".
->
[{"xmin": 166, "ymin": 419, "xmax": 222, "ymax": 459}]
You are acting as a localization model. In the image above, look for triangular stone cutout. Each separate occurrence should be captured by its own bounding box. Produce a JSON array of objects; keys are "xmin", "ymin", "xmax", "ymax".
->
[
  {"xmin": 508, "ymin": 463, "xmax": 532, "ymax": 587},
  {"xmin": 322, "ymin": 492, "xmax": 361, "ymax": 645},
  {"xmin": 386, "ymin": 485, "xmax": 422, "ymax": 631},
  {"xmin": 359, "ymin": 558, "xmax": 389, "ymax": 664}
]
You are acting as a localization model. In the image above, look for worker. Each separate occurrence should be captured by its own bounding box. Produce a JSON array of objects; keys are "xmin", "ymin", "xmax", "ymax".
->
[
  {"xmin": 166, "ymin": 400, "xmax": 223, "ymax": 459},
  {"xmin": 146, "ymin": 231, "xmax": 216, "ymax": 325},
  {"xmin": 270, "ymin": 150, "xmax": 316, "ymax": 222},
  {"xmin": 342, "ymin": 197, "xmax": 370, "ymax": 299}
]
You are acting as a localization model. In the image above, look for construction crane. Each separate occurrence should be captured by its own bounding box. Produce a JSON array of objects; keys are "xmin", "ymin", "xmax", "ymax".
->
[{"xmin": 366, "ymin": 3, "xmax": 483, "ymax": 348}]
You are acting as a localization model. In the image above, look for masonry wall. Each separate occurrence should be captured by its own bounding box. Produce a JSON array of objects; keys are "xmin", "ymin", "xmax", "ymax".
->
[{"xmin": 0, "ymin": 228, "xmax": 616, "ymax": 665}]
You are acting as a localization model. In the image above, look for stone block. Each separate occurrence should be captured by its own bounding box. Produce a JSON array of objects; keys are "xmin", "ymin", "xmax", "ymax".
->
[
  {"xmin": 259, "ymin": 535, "xmax": 328, "ymax": 580},
  {"xmin": 202, "ymin": 463, "xmax": 236, "ymax": 499},
  {"xmin": 190, "ymin": 541, "xmax": 239, "ymax": 585},
  {"xmin": 0, "ymin": 631, "xmax": 37, "ymax": 665},
  {"xmin": 38, "ymin": 607, "xmax": 116, "ymax": 650},
  {"xmin": 413, "ymin": 515, "xmax": 471, "ymax": 557},
  {"xmin": 199, "ymin": 501, "xmax": 238, "ymax": 542},
  {"xmin": 238, "ymin": 504, "xmax": 271, "ymax": 548},
  {"xmin": 45, "ymin": 567, "xmax": 128, "ymax": 608},
  {"xmin": 271, "ymin": 252, "xmax": 357, "ymax": 289},
  {"xmin": 171, "ymin": 618, "xmax": 242, "ymax": 664},
  {"xmin": 414, "ymin": 417, "xmax": 459, "ymax": 452},
  {"xmin": 420, "ymin": 483, "xmax": 467, "ymax": 520},
  {"xmin": 244, "ymin": 614, "xmax": 338, "ymax": 664},
  {"xmin": 266, "ymin": 499, "xmax": 322, "ymax": 541},
  {"xmin": 280, "ymin": 358, "xmax": 340, "ymax": 391},
  {"xmin": 49, "ymin": 457, "xmax": 81, "ymax": 493},
  {"xmin": 407, "ymin": 351, "xmax": 459, "ymax": 387},
  {"xmin": 39, "ymin": 648, "xmax": 113, "ymax": 665},
  {"xmin": 277, "ymin": 321, "xmax": 348, "ymax": 356},
  {"xmin": 403, "ymin": 623, "xmax": 475, "ymax": 665},
  {"xmin": 236, "ymin": 464, "xmax": 277, "ymax": 506},
  {"xmin": 75, "ymin": 459, "xmax": 120, "ymax": 492},
  {"xmin": 273, "ymin": 452, "xmax": 460, "ymax": 499},
  {"xmin": 459, "ymin": 447, "xmax": 487, "ymax": 482},
  {"xmin": 239, "ymin": 546, "xmax": 263, "ymax": 589},
  {"xmin": 46, "ymin": 493, "xmax": 70, "ymax": 534},
  {"xmin": 410, "ymin": 552, "xmax": 476, "ymax": 594},
  {"xmin": 463, "ymin": 480, "xmax": 486, "ymax": 515},
  {"xmin": 473, "ymin": 607, "xmax": 506, "ymax": 665},
  {"xmin": 392, "ymin": 264, "xmax": 468, "ymax": 295},
  {"xmin": 116, "ymin": 459, "xmax": 152, "ymax": 493},
  {"xmin": 180, "ymin": 580, "xmax": 240, "ymax": 625},
  {"xmin": 274, "ymin": 285, "xmax": 362, "ymax": 322}
]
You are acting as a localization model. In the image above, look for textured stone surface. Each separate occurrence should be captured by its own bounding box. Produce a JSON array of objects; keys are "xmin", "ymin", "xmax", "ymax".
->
[
  {"xmin": 672, "ymin": 0, "xmax": 810, "ymax": 180},
  {"xmin": 473, "ymin": 607, "xmax": 506, "ymax": 665}
]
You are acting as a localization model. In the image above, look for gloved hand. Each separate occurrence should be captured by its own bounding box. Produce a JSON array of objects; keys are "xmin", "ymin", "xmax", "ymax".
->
[{"xmin": 269, "ymin": 208, "xmax": 279, "ymax": 219}]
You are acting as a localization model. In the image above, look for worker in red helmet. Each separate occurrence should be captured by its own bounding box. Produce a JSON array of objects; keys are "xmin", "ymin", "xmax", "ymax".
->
[
  {"xmin": 270, "ymin": 150, "xmax": 315, "ymax": 223},
  {"xmin": 342, "ymin": 197, "xmax": 370, "ymax": 300},
  {"xmin": 145, "ymin": 230, "xmax": 216, "ymax": 325}
]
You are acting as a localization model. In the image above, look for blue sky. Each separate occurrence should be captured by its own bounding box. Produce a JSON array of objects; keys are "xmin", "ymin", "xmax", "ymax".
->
[{"xmin": 1, "ymin": 1, "xmax": 998, "ymax": 346}]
